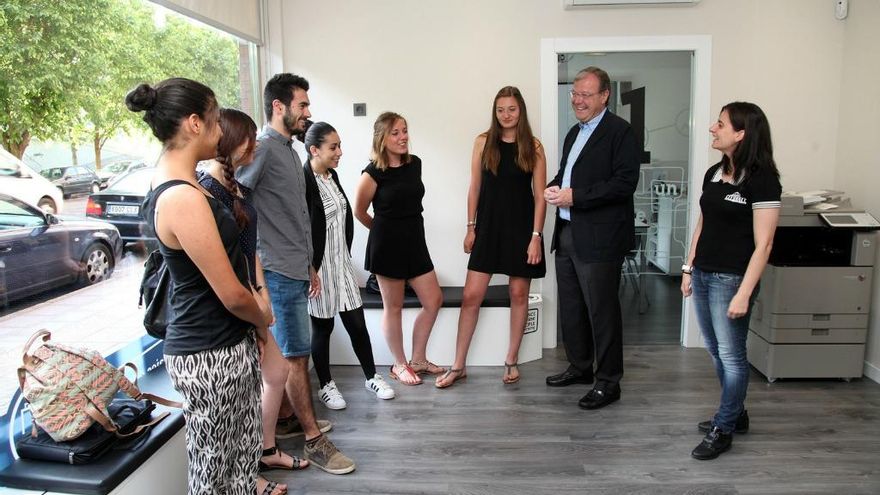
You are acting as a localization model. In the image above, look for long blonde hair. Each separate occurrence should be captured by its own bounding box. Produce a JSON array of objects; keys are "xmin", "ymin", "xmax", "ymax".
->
[{"xmin": 370, "ymin": 112, "xmax": 409, "ymax": 171}]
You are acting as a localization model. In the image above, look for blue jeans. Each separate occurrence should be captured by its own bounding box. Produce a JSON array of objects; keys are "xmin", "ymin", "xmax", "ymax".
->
[
  {"xmin": 264, "ymin": 270, "xmax": 311, "ymax": 358},
  {"xmin": 691, "ymin": 267, "xmax": 758, "ymax": 434}
]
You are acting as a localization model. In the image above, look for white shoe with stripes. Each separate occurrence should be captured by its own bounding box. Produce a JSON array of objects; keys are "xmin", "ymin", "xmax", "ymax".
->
[
  {"xmin": 365, "ymin": 374, "xmax": 395, "ymax": 400},
  {"xmin": 319, "ymin": 380, "xmax": 347, "ymax": 410}
]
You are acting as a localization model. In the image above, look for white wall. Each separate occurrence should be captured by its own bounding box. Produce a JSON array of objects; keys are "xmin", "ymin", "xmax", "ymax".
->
[
  {"xmin": 268, "ymin": 0, "xmax": 880, "ymax": 375},
  {"xmin": 273, "ymin": 0, "xmax": 845, "ymax": 286},
  {"xmin": 834, "ymin": 0, "xmax": 880, "ymax": 381},
  {"xmin": 562, "ymin": 52, "xmax": 692, "ymax": 163}
]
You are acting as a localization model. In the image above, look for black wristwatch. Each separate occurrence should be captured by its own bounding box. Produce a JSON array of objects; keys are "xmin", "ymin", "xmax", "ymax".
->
[{"xmin": 681, "ymin": 264, "xmax": 693, "ymax": 275}]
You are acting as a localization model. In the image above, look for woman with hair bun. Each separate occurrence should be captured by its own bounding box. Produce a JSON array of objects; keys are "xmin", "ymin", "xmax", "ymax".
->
[
  {"xmin": 303, "ymin": 121, "xmax": 395, "ymax": 409},
  {"xmin": 128, "ymin": 79, "xmax": 279, "ymax": 494}
]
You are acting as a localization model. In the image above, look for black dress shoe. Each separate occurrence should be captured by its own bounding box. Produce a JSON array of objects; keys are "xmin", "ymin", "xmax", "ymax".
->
[
  {"xmin": 698, "ymin": 409, "xmax": 749, "ymax": 434},
  {"xmin": 577, "ymin": 386, "xmax": 620, "ymax": 410},
  {"xmin": 546, "ymin": 368, "xmax": 593, "ymax": 387},
  {"xmin": 691, "ymin": 427, "xmax": 733, "ymax": 460}
]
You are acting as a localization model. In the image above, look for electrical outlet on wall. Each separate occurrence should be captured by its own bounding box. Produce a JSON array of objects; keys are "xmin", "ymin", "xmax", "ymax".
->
[{"xmin": 353, "ymin": 103, "xmax": 367, "ymax": 116}]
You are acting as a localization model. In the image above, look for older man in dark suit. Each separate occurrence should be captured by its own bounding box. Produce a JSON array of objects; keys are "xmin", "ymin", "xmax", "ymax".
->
[{"xmin": 544, "ymin": 66, "xmax": 640, "ymax": 410}]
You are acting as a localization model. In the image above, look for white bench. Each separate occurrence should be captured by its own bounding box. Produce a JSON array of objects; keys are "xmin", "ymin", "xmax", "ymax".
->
[{"xmin": 329, "ymin": 286, "xmax": 544, "ymax": 366}]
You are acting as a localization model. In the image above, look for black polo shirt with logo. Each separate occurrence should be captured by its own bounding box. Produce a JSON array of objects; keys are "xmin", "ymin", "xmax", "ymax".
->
[{"xmin": 693, "ymin": 163, "xmax": 782, "ymax": 275}]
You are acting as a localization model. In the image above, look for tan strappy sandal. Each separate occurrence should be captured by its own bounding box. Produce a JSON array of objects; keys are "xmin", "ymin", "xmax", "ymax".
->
[
  {"xmin": 435, "ymin": 368, "xmax": 467, "ymax": 388},
  {"xmin": 390, "ymin": 363, "xmax": 422, "ymax": 385},
  {"xmin": 409, "ymin": 359, "xmax": 447, "ymax": 375}
]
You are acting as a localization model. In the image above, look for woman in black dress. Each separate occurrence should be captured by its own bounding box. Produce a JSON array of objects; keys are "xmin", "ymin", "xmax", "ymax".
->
[
  {"xmin": 435, "ymin": 86, "xmax": 547, "ymax": 388},
  {"xmin": 354, "ymin": 112, "xmax": 446, "ymax": 386}
]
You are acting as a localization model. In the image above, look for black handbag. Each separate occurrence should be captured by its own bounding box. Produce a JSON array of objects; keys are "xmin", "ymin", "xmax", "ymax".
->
[
  {"xmin": 365, "ymin": 273, "xmax": 381, "ymax": 294},
  {"xmin": 139, "ymin": 250, "xmax": 173, "ymax": 339},
  {"xmin": 16, "ymin": 399, "xmax": 164, "ymax": 465},
  {"xmin": 365, "ymin": 273, "xmax": 417, "ymax": 297}
]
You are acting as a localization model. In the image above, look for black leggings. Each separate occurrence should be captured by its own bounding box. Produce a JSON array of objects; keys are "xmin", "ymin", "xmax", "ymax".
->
[{"xmin": 310, "ymin": 307, "xmax": 377, "ymax": 387}]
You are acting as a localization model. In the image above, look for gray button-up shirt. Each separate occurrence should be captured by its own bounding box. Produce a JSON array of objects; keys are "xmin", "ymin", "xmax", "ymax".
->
[{"xmin": 236, "ymin": 125, "xmax": 312, "ymax": 281}]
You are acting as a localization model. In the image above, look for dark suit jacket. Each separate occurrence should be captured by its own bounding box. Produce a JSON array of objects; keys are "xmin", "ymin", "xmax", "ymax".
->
[
  {"xmin": 549, "ymin": 110, "xmax": 640, "ymax": 262},
  {"xmin": 304, "ymin": 162, "xmax": 354, "ymax": 272}
]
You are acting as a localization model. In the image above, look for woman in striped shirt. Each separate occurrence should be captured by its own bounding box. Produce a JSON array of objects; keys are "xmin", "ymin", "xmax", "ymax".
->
[{"xmin": 304, "ymin": 122, "xmax": 395, "ymax": 409}]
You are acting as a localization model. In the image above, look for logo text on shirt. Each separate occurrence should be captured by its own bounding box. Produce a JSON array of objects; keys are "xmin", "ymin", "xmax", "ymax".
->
[{"xmin": 724, "ymin": 192, "xmax": 747, "ymax": 205}]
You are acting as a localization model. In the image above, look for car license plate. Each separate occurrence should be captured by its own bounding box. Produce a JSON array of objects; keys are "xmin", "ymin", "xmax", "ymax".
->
[{"xmin": 107, "ymin": 204, "xmax": 140, "ymax": 216}]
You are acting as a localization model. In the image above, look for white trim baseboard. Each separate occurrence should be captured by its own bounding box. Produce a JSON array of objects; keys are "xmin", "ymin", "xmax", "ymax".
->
[{"xmin": 864, "ymin": 360, "xmax": 880, "ymax": 384}]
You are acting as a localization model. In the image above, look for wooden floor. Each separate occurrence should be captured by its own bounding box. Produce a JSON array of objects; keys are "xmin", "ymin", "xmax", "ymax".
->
[
  {"xmin": 621, "ymin": 272, "xmax": 683, "ymax": 345},
  {"xmin": 273, "ymin": 346, "xmax": 880, "ymax": 495}
]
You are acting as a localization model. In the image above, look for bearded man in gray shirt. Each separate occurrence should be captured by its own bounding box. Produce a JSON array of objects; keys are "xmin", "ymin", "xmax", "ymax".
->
[{"xmin": 237, "ymin": 73, "xmax": 355, "ymax": 475}]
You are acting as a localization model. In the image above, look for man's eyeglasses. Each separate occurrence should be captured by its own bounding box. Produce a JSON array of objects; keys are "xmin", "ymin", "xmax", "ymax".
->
[{"xmin": 569, "ymin": 90, "xmax": 604, "ymax": 100}]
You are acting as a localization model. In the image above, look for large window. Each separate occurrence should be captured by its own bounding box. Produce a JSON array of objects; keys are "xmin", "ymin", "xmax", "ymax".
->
[{"xmin": 0, "ymin": 0, "xmax": 262, "ymax": 428}]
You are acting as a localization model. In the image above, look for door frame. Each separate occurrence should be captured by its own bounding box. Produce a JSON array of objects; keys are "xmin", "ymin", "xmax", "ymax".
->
[{"xmin": 539, "ymin": 35, "xmax": 712, "ymax": 348}]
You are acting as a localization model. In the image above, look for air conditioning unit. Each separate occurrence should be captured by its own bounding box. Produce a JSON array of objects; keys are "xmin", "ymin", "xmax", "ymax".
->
[{"xmin": 565, "ymin": 0, "xmax": 701, "ymax": 7}]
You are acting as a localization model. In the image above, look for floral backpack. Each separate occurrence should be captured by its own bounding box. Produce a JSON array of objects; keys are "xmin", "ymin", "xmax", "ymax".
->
[{"xmin": 17, "ymin": 329, "xmax": 181, "ymax": 442}]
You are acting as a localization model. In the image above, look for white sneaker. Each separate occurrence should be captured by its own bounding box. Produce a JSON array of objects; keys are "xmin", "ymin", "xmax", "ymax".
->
[
  {"xmin": 365, "ymin": 374, "xmax": 396, "ymax": 400},
  {"xmin": 319, "ymin": 381, "xmax": 347, "ymax": 410}
]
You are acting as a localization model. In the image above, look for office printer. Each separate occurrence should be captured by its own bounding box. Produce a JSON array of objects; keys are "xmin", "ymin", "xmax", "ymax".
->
[{"xmin": 747, "ymin": 191, "xmax": 878, "ymax": 381}]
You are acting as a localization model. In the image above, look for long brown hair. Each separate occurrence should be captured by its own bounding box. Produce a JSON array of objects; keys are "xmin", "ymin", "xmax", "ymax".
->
[
  {"xmin": 216, "ymin": 108, "xmax": 257, "ymax": 229},
  {"xmin": 371, "ymin": 112, "xmax": 409, "ymax": 171},
  {"xmin": 480, "ymin": 86, "xmax": 537, "ymax": 175}
]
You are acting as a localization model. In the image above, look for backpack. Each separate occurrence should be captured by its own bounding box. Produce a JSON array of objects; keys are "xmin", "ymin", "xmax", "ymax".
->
[
  {"xmin": 138, "ymin": 249, "xmax": 172, "ymax": 339},
  {"xmin": 17, "ymin": 329, "xmax": 181, "ymax": 443},
  {"xmin": 137, "ymin": 179, "xmax": 193, "ymax": 340}
]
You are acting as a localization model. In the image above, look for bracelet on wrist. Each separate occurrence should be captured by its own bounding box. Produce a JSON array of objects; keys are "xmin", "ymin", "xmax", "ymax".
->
[{"xmin": 531, "ymin": 231, "xmax": 542, "ymax": 238}]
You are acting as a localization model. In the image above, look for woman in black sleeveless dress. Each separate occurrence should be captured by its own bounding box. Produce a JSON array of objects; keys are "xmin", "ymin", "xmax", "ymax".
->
[
  {"xmin": 354, "ymin": 112, "xmax": 446, "ymax": 386},
  {"xmin": 436, "ymin": 86, "xmax": 547, "ymax": 388}
]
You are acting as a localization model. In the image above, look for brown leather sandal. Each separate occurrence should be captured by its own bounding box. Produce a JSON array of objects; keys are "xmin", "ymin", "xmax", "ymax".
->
[
  {"xmin": 435, "ymin": 368, "xmax": 467, "ymax": 388},
  {"xmin": 409, "ymin": 359, "xmax": 447, "ymax": 375},
  {"xmin": 502, "ymin": 362, "xmax": 520, "ymax": 384},
  {"xmin": 390, "ymin": 363, "xmax": 422, "ymax": 385}
]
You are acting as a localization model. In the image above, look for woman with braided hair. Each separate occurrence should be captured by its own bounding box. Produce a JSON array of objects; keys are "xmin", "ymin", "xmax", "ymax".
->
[{"xmin": 198, "ymin": 108, "xmax": 310, "ymax": 493}]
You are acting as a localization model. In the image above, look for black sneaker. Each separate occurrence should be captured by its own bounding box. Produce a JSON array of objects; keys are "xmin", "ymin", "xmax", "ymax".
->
[
  {"xmin": 691, "ymin": 427, "xmax": 733, "ymax": 460},
  {"xmin": 698, "ymin": 409, "xmax": 749, "ymax": 434}
]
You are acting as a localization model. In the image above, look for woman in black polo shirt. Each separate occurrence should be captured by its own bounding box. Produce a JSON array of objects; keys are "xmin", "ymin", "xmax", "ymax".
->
[{"xmin": 681, "ymin": 102, "xmax": 781, "ymax": 460}]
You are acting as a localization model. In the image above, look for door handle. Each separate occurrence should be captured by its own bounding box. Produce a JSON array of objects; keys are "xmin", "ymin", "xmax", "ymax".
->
[{"xmin": 0, "ymin": 246, "xmax": 12, "ymax": 253}]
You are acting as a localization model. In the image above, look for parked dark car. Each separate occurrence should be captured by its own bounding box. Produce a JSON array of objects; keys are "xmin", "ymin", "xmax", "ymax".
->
[
  {"xmin": 40, "ymin": 166, "xmax": 102, "ymax": 198},
  {"xmin": 86, "ymin": 167, "xmax": 155, "ymax": 244},
  {"xmin": 96, "ymin": 160, "xmax": 149, "ymax": 188},
  {"xmin": 0, "ymin": 193, "xmax": 122, "ymax": 306}
]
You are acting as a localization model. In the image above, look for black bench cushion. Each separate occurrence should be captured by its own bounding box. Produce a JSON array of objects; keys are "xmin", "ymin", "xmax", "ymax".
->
[
  {"xmin": 0, "ymin": 369, "xmax": 184, "ymax": 495},
  {"xmin": 360, "ymin": 285, "xmax": 511, "ymax": 309}
]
